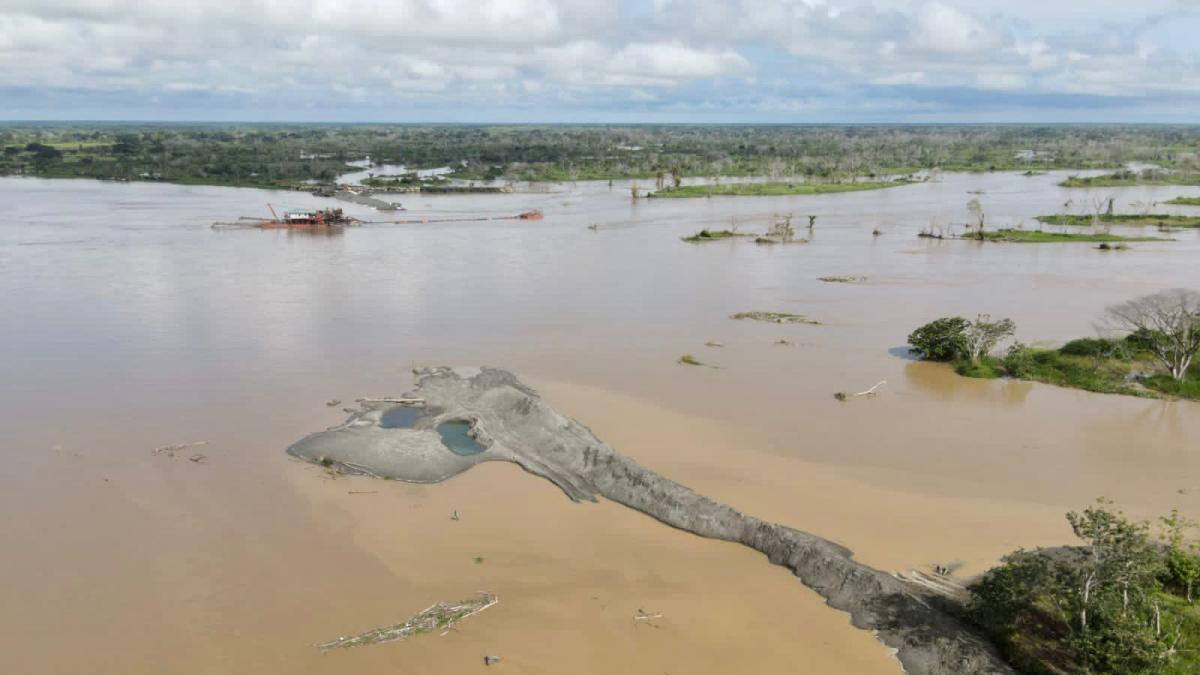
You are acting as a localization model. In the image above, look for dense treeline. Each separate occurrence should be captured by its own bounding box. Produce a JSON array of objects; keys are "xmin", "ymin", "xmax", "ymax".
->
[{"xmin": 1, "ymin": 124, "xmax": 1199, "ymax": 188}]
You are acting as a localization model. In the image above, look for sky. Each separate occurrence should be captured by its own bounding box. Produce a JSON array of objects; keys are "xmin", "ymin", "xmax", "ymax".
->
[{"xmin": 1, "ymin": 0, "xmax": 1198, "ymax": 122}]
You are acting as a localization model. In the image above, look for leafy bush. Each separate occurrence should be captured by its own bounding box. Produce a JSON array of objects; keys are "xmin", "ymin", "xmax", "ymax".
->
[
  {"xmin": 1144, "ymin": 373, "xmax": 1200, "ymax": 399},
  {"xmin": 907, "ymin": 316, "xmax": 969, "ymax": 361},
  {"xmin": 1060, "ymin": 337, "xmax": 1123, "ymax": 358},
  {"xmin": 1001, "ymin": 343, "xmax": 1035, "ymax": 378}
]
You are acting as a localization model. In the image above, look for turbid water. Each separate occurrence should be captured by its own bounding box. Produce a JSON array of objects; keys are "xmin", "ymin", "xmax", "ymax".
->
[{"xmin": 1, "ymin": 173, "xmax": 1198, "ymax": 674}]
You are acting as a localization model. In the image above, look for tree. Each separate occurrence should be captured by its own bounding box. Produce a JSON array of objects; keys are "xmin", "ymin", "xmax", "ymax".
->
[
  {"xmin": 963, "ymin": 314, "xmax": 1016, "ymax": 363},
  {"xmin": 968, "ymin": 502, "xmax": 1182, "ymax": 674},
  {"xmin": 1105, "ymin": 289, "xmax": 1200, "ymax": 380},
  {"xmin": 967, "ymin": 197, "xmax": 986, "ymax": 239},
  {"xmin": 907, "ymin": 317, "xmax": 969, "ymax": 361}
]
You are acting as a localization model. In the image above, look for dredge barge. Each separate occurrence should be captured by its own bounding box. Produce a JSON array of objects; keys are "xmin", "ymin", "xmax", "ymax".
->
[{"xmin": 213, "ymin": 205, "xmax": 545, "ymax": 230}]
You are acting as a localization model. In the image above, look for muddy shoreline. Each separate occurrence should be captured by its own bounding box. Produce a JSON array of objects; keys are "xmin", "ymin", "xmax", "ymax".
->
[{"xmin": 289, "ymin": 367, "xmax": 1013, "ymax": 675}]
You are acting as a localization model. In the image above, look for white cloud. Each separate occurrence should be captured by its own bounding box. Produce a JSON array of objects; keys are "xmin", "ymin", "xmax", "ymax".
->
[
  {"xmin": 911, "ymin": 2, "xmax": 1000, "ymax": 54},
  {"xmin": 0, "ymin": 0, "xmax": 1197, "ymax": 119},
  {"xmin": 609, "ymin": 43, "xmax": 750, "ymax": 79}
]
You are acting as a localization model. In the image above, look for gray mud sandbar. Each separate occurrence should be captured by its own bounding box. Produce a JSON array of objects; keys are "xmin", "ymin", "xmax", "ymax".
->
[{"xmin": 288, "ymin": 366, "xmax": 1012, "ymax": 675}]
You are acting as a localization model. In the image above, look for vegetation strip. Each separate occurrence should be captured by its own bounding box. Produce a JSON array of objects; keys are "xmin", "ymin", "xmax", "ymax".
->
[
  {"xmin": 1060, "ymin": 169, "xmax": 1200, "ymax": 188},
  {"xmin": 1037, "ymin": 214, "xmax": 1200, "ymax": 228},
  {"xmin": 651, "ymin": 180, "xmax": 912, "ymax": 198},
  {"xmin": 10, "ymin": 125, "xmax": 1190, "ymax": 188},
  {"xmin": 681, "ymin": 229, "xmax": 752, "ymax": 242},
  {"xmin": 730, "ymin": 311, "xmax": 821, "ymax": 325},
  {"xmin": 971, "ymin": 229, "xmax": 1165, "ymax": 243}
]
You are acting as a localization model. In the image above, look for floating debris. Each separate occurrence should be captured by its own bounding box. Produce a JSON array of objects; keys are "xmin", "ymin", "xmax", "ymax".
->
[
  {"xmin": 730, "ymin": 311, "xmax": 821, "ymax": 325},
  {"xmin": 818, "ymin": 275, "xmax": 867, "ymax": 283},
  {"xmin": 188, "ymin": 453, "xmax": 207, "ymax": 463},
  {"xmin": 484, "ymin": 655, "xmax": 502, "ymax": 666},
  {"xmin": 854, "ymin": 380, "xmax": 887, "ymax": 397},
  {"xmin": 152, "ymin": 441, "xmax": 208, "ymax": 458},
  {"xmin": 633, "ymin": 608, "xmax": 664, "ymax": 629},
  {"xmin": 704, "ymin": 340, "xmax": 725, "ymax": 347},
  {"xmin": 317, "ymin": 592, "xmax": 498, "ymax": 651},
  {"xmin": 678, "ymin": 354, "xmax": 704, "ymax": 366},
  {"xmin": 326, "ymin": 399, "xmax": 342, "ymax": 407}
]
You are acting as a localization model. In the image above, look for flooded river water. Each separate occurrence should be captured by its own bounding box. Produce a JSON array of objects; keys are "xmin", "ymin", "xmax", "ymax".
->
[{"xmin": 1, "ymin": 172, "xmax": 1197, "ymax": 674}]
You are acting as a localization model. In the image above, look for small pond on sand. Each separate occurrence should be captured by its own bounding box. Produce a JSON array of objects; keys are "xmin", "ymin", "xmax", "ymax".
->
[{"xmin": 379, "ymin": 406, "xmax": 485, "ymax": 456}]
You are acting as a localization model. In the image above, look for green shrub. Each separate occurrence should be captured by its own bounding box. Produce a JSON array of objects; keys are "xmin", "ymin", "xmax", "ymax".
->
[
  {"xmin": 1144, "ymin": 374, "xmax": 1200, "ymax": 399},
  {"xmin": 907, "ymin": 316, "xmax": 969, "ymax": 361},
  {"xmin": 1124, "ymin": 328, "xmax": 1160, "ymax": 353},
  {"xmin": 1001, "ymin": 343, "xmax": 1035, "ymax": 378},
  {"xmin": 955, "ymin": 359, "xmax": 1001, "ymax": 378},
  {"xmin": 1060, "ymin": 337, "xmax": 1123, "ymax": 358}
]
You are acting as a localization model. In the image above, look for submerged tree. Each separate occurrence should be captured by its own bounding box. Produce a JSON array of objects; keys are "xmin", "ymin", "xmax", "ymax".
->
[
  {"xmin": 1105, "ymin": 289, "xmax": 1200, "ymax": 380},
  {"xmin": 966, "ymin": 198, "xmax": 986, "ymax": 239}
]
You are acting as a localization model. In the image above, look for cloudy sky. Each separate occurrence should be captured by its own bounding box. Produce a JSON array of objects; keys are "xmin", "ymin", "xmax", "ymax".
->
[{"xmin": 1, "ymin": 0, "xmax": 1198, "ymax": 122}]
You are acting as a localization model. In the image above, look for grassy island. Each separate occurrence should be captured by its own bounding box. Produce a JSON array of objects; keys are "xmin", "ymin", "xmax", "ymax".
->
[
  {"xmin": 960, "ymin": 346, "xmax": 1197, "ymax": 400},
  {"xmin": 1060, "ymin": 170, "xmax": 1200, "ymax": 188},
  {"xmin": 680, "ymin": 228, "xmax": 753, "ymax": 242},
  {"xmin": 1166, "ymin": 196, "xmax": 1200, "ymax": 206},
  {"xmin": 907, "ymin": 294, "xmax": 1200, "ymax": 401},
  {"xmin": 969, "ymin": 229, "xmax": 1165, "ymax": 243},
  {"xmin": 1037, "ymin": 214, "xmax": 1200, "ymax": 228},
  {"xmin": 651, "ymin": 180, "xmax": 912, "ymax": 198}
]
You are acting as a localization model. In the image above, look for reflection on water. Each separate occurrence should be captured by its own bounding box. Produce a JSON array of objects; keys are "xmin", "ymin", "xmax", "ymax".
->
[{"xmin": 903, "ymin": 360, "xmax": 1034, "ymax": 406}]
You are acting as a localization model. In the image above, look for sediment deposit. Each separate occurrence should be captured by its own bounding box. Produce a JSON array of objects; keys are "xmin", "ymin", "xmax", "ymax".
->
[{"xmin": 288, "ymin": 366, "xmax": 1013, "ymax": 675}]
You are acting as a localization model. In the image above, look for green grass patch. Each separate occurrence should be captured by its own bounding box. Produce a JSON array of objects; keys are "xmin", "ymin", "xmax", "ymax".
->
[
  {"xmin": 1166, "ymin": 196, "xmax": 1200, "ymax": 206},
  {"xmin": 972, "ymin": 229, "xmax": 1166, "ymax": 243},
  {"xmin": 651, "ymin": 179, "xmax": 913, "ymax": 198},
  {"xmin": 1060, "ymin": 173, "xmax": 1200, "ymax": 188},
  {"xmin": 1160, "ymin": 594, "xmax": 1200, "ymax": 675},
  {"xmin": 1144, "ymin": 373, "xmax": 1200, "ymax": 399},
  {"xmin": 730, "ymin": 311, "xmax": 821, "ymax": 325},
  {"xmin": 1037, "ymin": 214, "xmax": 1200, "ymax": 228},
  {"xmin": 954, "ymin": 360, "xmax": 1002, "ymax": 379},
  {"xmin": 680, "ymin": 228, "xmax": 752, "ymax": 242}
]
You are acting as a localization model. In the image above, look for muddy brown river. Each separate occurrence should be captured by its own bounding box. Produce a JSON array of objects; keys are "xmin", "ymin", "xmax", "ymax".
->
[{"xmin": 1, "ymin": 173, "xmax": 1197, "ymax": 674}]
